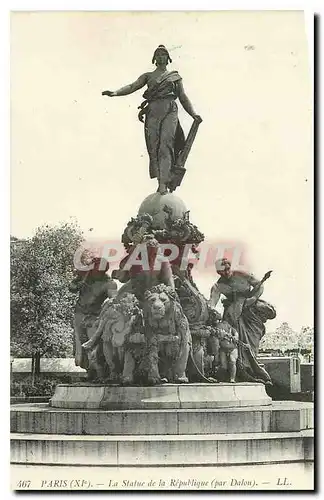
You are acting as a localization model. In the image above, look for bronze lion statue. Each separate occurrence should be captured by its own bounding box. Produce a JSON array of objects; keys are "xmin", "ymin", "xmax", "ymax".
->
[{"xmin": 142, "ymin": 284, "xmax": 192, "ymax": 385}]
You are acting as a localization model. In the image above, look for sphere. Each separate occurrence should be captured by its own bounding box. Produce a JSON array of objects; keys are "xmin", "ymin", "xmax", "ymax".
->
[{"xmin": 138, "ymin": 192, "xmax": 188, "ymax": 229}]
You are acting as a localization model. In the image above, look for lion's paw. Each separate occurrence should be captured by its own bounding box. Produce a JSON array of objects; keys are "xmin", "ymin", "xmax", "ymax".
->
[
  {"xmin": 121, "ymin": 377, "xmax": 134, "ymax": 386},
  {"xmin": 147, "ymin": 376, "xmax": 162, "ymax": 386},
  {"xmin": 174, "ymin": 376, "xmax": 189, "ymax": 384}
]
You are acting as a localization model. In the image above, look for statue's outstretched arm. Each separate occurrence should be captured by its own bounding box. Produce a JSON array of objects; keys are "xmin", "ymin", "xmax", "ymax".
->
[
  {"xmin": 102, "ymin": 73, "xmax": 148, "ymax": 97},
  {"xmin": 245, "ymin": 274, "xmax": 264, "ymax": 307},
  {"xmin": 177, "ymin": 80, "xmax": 202, "ymax": 121},
  {"xmin": 249, "ymin": 274, "xmax": 264, "ymax": 300},
  {"xmin": 251, "ymin": 283, "xmax": 264, "ymax": 301}
]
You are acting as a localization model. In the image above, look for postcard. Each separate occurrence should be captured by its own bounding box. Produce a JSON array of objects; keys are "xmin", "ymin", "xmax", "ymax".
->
[{"xmin": 10, "ymin": 9, "xmax": 314, "ymax": 491}]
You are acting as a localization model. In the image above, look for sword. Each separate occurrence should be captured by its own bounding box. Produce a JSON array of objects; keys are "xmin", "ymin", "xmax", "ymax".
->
[{"xmin": 169, "ymin": 117, "xmax": 202, "ymax": 192}]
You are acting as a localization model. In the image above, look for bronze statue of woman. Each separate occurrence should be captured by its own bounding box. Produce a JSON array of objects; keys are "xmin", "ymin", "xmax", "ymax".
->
[{"xmin": 102, "ymin": 45, "xmax": 202, "ymax": 195}]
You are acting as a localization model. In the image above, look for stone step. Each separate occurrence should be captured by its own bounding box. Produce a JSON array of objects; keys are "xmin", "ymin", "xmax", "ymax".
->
[
  {"xmin": 10, "ymin": 401, "xmax": 314, "ymax": 436},
  {"xmin": 10, "ymin": 429, "xmax": 314, "ymax": 466}
]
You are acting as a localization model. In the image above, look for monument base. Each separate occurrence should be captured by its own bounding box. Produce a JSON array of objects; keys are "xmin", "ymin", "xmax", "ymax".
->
[
  {"xmin": 10, "ymin": 383, "xmax": 313, "ymax": 470},
  {"xmin": 11, "ymin": 400, "xmax": 313, "ymax": 436},
  {"xmin": 11, "ymin": 428, "xmax": 313, "ymax": 467},
  {"xmin": 49, "ymin": 382, "xmax": 272, "ymax": 410}
]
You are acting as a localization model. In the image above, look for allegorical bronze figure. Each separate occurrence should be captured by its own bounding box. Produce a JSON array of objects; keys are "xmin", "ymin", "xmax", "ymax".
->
[{"xmin": 102, "ymin": 44, "xmax": 202, "ymax": 195}]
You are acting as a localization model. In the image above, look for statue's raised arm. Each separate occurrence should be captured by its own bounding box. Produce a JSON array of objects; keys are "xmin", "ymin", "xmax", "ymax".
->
[{"xmin": 102, "ymin": 44, "xmax": 202, "ymax": 195}]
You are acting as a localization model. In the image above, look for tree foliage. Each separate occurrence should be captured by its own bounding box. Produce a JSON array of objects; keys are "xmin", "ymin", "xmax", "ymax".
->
[
  {"xmin": 260, "ymin": 322, "xmax": 314, "ymax": 352},
  {"xmin": 297, "ymin": 325, "xmax": 314, "ymax": 351},
  {"xmin": 10, "ymin": 220, "xmax": 84, "ymax": 359}
]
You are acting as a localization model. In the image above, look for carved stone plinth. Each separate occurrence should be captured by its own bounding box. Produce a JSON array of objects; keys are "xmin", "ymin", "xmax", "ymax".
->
[
  {"xmin": 11, "ymin": 401, "xmax": 313, "ymax": 436},
  {"xmin": 49, "ymin": 382, "xmax": 272, "ymax": 410},
  {"xmin": 10, "ymin": 429, "xmax": 313, "ymax": 467},
  {"xmin": 11, "ymin": 390, "xmax": 313, "ymax": 469}
]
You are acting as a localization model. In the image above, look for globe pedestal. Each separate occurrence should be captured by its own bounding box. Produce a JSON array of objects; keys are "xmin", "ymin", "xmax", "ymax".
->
[{"xmin": 137, "ymin": 192, "xmax": 188, "ymax": 228}]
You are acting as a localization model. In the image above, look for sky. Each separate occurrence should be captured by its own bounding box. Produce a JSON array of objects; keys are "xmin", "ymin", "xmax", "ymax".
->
[{"xmin": 10, "ymin": 10, "xmax": 313, "ymax": 331}]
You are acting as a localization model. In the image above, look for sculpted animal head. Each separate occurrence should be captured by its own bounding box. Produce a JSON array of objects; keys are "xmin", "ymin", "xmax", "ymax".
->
[{"xmin": 143, "ymin": 284, "xmax": 176, "ymax": 320}]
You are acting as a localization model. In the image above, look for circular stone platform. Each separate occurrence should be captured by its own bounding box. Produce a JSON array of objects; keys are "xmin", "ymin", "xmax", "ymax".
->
[{"xmin": 50, "ymin": 383, "xmax": 272, "ymax": 410}]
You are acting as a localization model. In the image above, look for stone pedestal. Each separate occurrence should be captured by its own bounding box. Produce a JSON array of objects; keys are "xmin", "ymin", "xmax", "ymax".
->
[
  {"xmin": 11, "ymin": 429, "xmax": 313, "ymax": 467},
  {"xmin": 11, "ymin": 400, "xmax": 313, "ymax": 436},
  {"xmin": 10, "ymin": 383, "xmax": 313, "ymax": 470},
  {"xmin": 49, "ymin": 382, "xmax": 272, "ymax": 410}
]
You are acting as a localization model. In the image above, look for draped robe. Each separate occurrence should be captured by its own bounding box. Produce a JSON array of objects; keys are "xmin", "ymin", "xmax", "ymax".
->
[{"xmin": 139, "ymin": 71, "xmax": 185, "ymax": 186}]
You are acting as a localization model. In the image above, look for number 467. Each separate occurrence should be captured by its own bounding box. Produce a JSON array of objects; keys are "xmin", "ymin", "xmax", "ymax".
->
[{"xmin": 17, "ymin": 480, "xmax": 31, "ymax": 488}]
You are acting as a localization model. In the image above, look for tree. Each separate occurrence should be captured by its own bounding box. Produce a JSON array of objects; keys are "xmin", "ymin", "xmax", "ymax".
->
[
  {"xmin": 10, "ymin": 221, "xmax": 84, "ymax": 383},
  {"xmin": 260, "ymin": 322, "xmax": 314, "ymax": 354},
  {"xmin": 297, "ymin": 326, "xmax": 314, "ymax": 353},
  {"xmin": 260, "ymin": 322, "xmax": 298, "ymax": 351}
]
